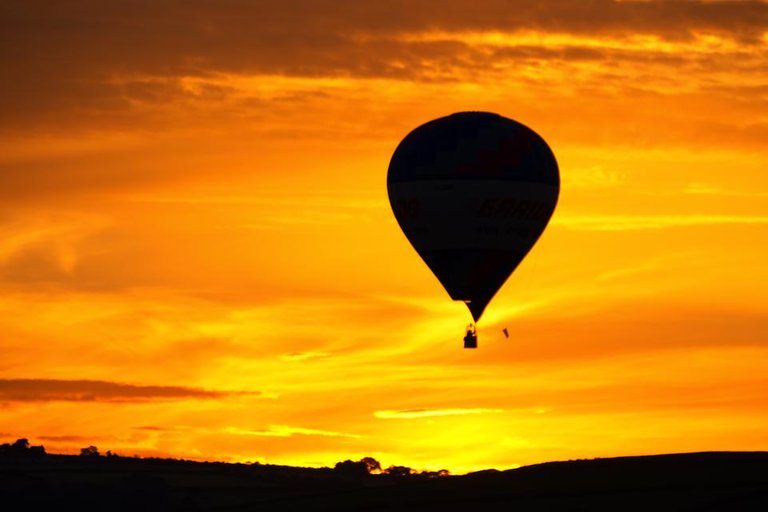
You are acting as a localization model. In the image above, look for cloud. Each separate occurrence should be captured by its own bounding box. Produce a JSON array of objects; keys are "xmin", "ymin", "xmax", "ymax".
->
[
  {"xmin": 684, "ymin": 183, "xmax": 722, "ymax": 195},
  {"xmin": 132, "ymin": 425, "xmax": 190, "ymax": 432},
  {"xmin": 553, "ymin": 214, "xmax": 768, "ymax": 231},
  {"xmin": 280, "ymin": 352, "xmax": 331, "ymax": 362},
  {"xmin": 224, "ymin": 425, "xmax": 361, "ymax": 439},
  {"xmin": 3, "ymin": 0, "xmax": 766, "ymax": 132},
  {"xmin": 36, "ymin": 434, "xmax": 107, "ymax": 443},
  {"xmin": 374, "ymin": 408, "xmax": 504, "ymax": 419},
  {"xmin": 0, "ymin": 224, "xmax": 98, "ymax": 287},
  {"xmin": 0, "ymin": 379, "xmax": 258, "ymax": 403},
  {"xmin": 564, "ymin": 166, "xmax": 626, "ymax": 189}
]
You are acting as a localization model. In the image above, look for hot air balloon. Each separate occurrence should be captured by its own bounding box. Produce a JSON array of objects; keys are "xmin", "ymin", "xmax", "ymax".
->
[{"xmin": 387, "ymin": 112, "xmax": 559, "ymax": 348}]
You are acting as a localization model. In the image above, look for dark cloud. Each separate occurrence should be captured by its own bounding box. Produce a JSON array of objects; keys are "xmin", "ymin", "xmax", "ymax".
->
[
  {"xmin": 2, "ymin": 0, "xmax": 766, "ymax": 131},
  {"xmin": 36, "ymin": 434, "xmax": 105, "ymax": 442},
  {"xmin": 133, "ymin": 426, "xmax": 180, "ymax": 432},
  {"xmin": 0, "ymin": 378, "xmax": 258, "ymax": 402}
]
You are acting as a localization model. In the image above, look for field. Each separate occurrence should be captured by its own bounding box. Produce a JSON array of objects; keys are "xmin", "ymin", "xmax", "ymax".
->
[{"xmin": 3, "ymin": 451, "xmax": 768, "ymax": 510}]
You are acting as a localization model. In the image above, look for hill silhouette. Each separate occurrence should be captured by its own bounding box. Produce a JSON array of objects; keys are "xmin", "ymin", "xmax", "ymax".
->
[{"xmin": 2, "ymin": 439, "xmax": 768, "ymax": 510}]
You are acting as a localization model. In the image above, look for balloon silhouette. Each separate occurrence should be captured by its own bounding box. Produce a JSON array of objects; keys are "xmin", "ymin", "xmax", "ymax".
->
[{"xmin": 387, "ymin": 112, "xmax": 559, "ymax": 328}]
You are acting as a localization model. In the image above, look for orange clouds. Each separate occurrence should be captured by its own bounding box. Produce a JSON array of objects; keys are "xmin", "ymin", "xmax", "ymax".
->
[{"xmin": 4, "ymin": 1, "xmax": 767, "ymax": 141}]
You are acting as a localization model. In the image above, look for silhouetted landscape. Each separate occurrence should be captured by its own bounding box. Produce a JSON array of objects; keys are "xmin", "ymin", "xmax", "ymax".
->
[{"xmin": 3, "ymin": 438, "xmax": 768, "ymax": 510}]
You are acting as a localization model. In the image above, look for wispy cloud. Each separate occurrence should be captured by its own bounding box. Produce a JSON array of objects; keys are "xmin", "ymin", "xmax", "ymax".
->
[
  {"xmin": 564, "ymin": 166, "xmax": 626, "ymax": 189},
  {"xmin": 0, "ymin": 379, "xmax": 258, "ymax": 403},
  {"xmin": 374, "ymin": 408, "xmax": 504, "ymax": 419},
  {"xmin": 684, "ymin": 183, "xmax": 722, "ymax": 195},
  {"xmin": 554, "ymin": 214, "xmax": 768, "ymax": 231},
  {"xmin": 0, "ymin": 214, "xmax": 107, "ymax": 269},
  {"xmin": 224, "ymin": 425, "xmax": 361, "ymax": 439},
  {"xmin": 280, "ymin": 352, "xmax": 331, "ymax": 362}
]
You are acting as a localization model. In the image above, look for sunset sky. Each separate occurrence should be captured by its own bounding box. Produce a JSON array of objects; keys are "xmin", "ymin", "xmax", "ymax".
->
[{"xmin": 1, "ymin": 0, "xmax": 767, "ymax": 473}]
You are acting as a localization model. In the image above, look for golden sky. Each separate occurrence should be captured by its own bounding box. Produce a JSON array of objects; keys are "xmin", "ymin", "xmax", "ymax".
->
[{"xmin": 1, "ymin": 0, "xmax": 767, "ymax": 473}]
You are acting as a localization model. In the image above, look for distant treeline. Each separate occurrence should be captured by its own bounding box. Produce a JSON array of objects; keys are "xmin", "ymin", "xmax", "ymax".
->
[
  {"xmin": 0, "ymin": 437, "xmax": 449, "ymax": 479},
  {"xmin": 0, "ymin": 438, "xmax": 46, "ymax": 458}
]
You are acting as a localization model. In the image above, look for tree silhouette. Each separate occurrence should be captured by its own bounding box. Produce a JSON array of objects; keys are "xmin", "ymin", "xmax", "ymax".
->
[
  {"xmin": 0, "ymin": 438, "xmax": 45, "ymax": 458},
  {"xmin": 360, "ymin": 457, "xmax": 382, "ymax": 474},
  {"xmin": 427, "ymin": 469, "xmax": 450, "ymax": 478},
  {"xmin": 12, "ymin": 438, "xmax": 30, "ymax": 450},
  {"xmin": 384, "ymin": 465, "xmax": 414, "ymax": 478},
  {"xmin": 79, "ymin": 445, "xmax": 100, "ymax": 457},
  {"xmin": 333, "ymin": 457, "xmax": 382, "ymax": 477}
]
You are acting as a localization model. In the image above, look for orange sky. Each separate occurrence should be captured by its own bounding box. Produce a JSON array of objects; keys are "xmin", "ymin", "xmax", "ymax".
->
[{"xmin": 1, "ymin": 0, "xmax": 767, "ymax": 473}]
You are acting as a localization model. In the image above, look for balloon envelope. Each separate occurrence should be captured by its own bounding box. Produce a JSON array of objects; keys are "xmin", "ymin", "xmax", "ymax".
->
[{"xmin": 387, "ymin": 112, "xmax": 559, "ymax": 321}]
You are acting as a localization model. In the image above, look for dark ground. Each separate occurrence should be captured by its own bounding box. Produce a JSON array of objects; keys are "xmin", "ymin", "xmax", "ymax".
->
[{"xmin": 2, "ymin": 451, "xmax": 768, "ymax": 511}]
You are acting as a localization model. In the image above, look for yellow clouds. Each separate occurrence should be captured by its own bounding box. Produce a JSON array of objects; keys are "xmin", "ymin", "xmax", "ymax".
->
[
  {"xmin": 554, "ymin": 214, "xmax": 768, "ymax": 231},
  {"xmin": 402, "ymin": 30, "xmax": 748, "ymax": 54},
  {"xmin": 374, "ymin": 408, "xmax": 505, "ymax": 419},
  {"xmin": 225, "ymin": 426, "xmax": 361, "ymax": 439}
]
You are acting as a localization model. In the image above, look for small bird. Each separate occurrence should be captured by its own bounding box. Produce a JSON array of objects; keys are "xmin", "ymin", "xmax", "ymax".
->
[{"xmin": 502, "ymin": 328, "xmax": 509, "ymax": 339}]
